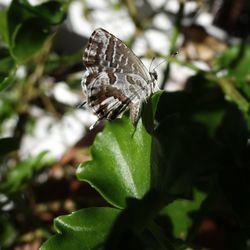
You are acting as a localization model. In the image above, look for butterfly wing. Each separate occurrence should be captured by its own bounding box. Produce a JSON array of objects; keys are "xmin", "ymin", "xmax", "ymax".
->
[
  {"xmin": 83, "ymin": 28, "xmax": 150, "ymax": 79},
  {"xmin": 82, "ymin": 28, "xmax": 153, "ymax": 127},
  {"xmin": 84, "ymin": 71, "xmax": 149, "ymax": 124}
]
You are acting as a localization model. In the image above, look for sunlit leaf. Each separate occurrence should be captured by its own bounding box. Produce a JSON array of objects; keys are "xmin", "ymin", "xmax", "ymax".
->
[
  {"xmin": 40, "ymin": 207, "xmax": 120, "ymax": 250},
  {"xmin": 76, "ymin": 116, "xmax": 152, "ymax": 208}
]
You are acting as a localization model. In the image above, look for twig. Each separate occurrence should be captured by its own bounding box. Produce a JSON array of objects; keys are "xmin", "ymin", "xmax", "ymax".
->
[{"xmin": 160, "ymin": 0, "xmax": 185, "ymax": 89}]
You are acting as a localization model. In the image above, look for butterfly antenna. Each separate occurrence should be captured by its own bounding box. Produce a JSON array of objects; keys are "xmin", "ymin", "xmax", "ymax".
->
[
  {"xmin": 149, "ymin": 57, "xmax": 155, "ymax": 72},
  {"xmin": 152, "ymin": 51, "xmax": 179, "ymax": 71}
]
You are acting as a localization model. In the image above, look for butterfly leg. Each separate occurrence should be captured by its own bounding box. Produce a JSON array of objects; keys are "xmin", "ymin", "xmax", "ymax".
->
[{"xmin": 76, "ymin": 101, "xmax": 86, "ymax": 109}]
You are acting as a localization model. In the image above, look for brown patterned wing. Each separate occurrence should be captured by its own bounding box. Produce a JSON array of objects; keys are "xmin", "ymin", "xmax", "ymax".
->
[
  {"xmin": 83, "ymin": 71, "xmax": 150, "ymax": 128},
  {"xmin": 81, "ymin": 28, "xmax": 156, "ymax": 129},
  {"xmin": 83, "ymin": 28, "xmax": 150, "ymax": 80}
]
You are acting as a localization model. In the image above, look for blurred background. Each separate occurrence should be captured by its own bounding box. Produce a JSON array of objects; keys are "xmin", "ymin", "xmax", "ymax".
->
[{"xmin": 0, "ymin": 0, "xmax": 250, "ymax": 249}]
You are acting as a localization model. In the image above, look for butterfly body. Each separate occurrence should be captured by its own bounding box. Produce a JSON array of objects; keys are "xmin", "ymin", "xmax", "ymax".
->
[{"xmin": 82, "ymin": 28, "xmax": 158, "ymax": 128}]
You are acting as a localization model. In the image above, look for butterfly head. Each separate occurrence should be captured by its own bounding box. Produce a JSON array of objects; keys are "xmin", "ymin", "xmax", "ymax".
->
[
  {"xmin": 149, "ymin": 69, "xmax": 159, "ymax": 93},
  {"xmin": 150, "ymin": 70, "xmax": 158, "ymax": 81}
]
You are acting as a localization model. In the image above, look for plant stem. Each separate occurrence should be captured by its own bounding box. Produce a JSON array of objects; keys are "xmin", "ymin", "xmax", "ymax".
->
[
  {"xmin": 161, "ymin": 0, "xmax": 185, "ymax": 89},
  {"xmin": 158, "ymin": 52, "xmax": 250, "ymax": 114}
]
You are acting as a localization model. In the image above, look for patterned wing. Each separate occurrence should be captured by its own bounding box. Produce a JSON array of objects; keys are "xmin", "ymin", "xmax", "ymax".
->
[
  {"xmin": 83, "ymin": 28, "xmax": 150, "ymax": 80},
  {"xmin": 84, "ymin": 71, "xmax": 150, "ymax": 127},
  {"xmin": 82, "ymin": 28, "xmax": 156, "ymax": 129}
]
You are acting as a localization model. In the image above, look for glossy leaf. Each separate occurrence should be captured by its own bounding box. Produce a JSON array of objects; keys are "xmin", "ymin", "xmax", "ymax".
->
[
  {"xmin": 40, "ymin": 207, "xmax": 120, "ymax": 250},
  {"xmin": 76, "ymin": 116, "xmax": 152, "ymax": 208}
]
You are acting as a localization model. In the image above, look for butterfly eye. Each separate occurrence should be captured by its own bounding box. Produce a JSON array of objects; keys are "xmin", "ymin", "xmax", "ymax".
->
[{"xmin": 150, "ymin": 71, "xmax": 158, "ymax": 81}]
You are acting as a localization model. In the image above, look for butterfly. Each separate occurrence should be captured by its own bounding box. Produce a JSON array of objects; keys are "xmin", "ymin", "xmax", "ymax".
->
[{"xmin": 81, "ymin": 28, "xmax": 158, "ymax": 129}]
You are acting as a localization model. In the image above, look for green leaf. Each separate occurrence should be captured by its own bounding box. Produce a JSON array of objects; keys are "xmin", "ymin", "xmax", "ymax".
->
[
  {"xmin": 151, "ymin": 92, "xmax": 221, "ymax": 196},
  {"xmin": 0, "ymin": 94, "xmax": 16, "ymax": 123},
  {"xmin": 0, "ymin": 215, "xmax": 16, "ymax": 248},
  {"xmin": 10, "ymin": 17, "xmax": 50, "ymax": 63},
  {"xmin": 216, "ymin": 44, "xmax": 250, "ymax": 82},
  {"xmin": 7, "ymin": 0, "xmax": 65, "ymax": 40},
  {"xmin": 0, "ymin": 10, "xmax": 8, "ymax": 44},
  {"xmin": 6, "ymin": 0, "xmax": 66, "ymax": 63},
  {"xmin": 0, "ymin": 48, "xmax": 16, "ymax": 90},
  {"xmin": 216, "ymin": 44, "xmax": 250, "ymax": 100},
  {"xmin": 142, "ymin": 90, "xmax": 164, "ymax": 133},
  {"xmin": 217, "ymin": 106, "xmax": 250, "ymax": 225},
  {"xmin": 104, "ymin": 190, "xmax": 175, "ymax": 250},
  {"xmin": 31, "ymin": 1, "xmax": 66, "ymax": 25},
  {"xmin": 0, "ymin": 48, "xmax": 15, "ymax": 73},
  {"xmin": 0, "ymin": 69, "xmax": 16, "ymax": 91},
  {"xmin": 160, "ymin": 189, "xmax": 206, "ymax": 240},
  {"xmin": 40, "ymin": 207, "xmax": 120, "ymax": 250},
  {"xmin": 77, "ymin": 116, "xmax": 152, "ymax": 208},
  {"xmin": 7, "ymin": 0, "xmax": 34, "ymax": 44},
  {"xmin": 192, "ymin": 110, "xmax": 225, "ymax": 138},
  {"xmin": 0, "ymin": 151, "xmax": 50, "ymax": 193}
]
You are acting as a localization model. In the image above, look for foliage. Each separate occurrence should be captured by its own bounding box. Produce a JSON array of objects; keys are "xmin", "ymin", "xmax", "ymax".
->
[{"xmin": 0, "ymin": 0, "xmax": 250, "ymax": 250}]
